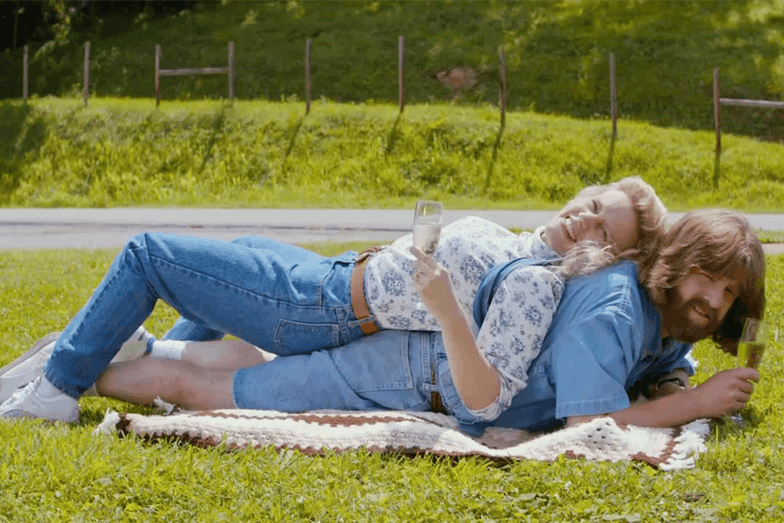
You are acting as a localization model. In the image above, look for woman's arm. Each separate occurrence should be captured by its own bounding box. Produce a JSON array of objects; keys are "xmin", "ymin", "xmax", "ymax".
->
[{"xmin": 409, "ymin": 247, "xmax": 501, "ymax": 410}]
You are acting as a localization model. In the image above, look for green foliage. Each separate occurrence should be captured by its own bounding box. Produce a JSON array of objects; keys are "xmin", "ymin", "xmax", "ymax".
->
[
  {"xmin": 1, "ymin": 97, "xmax": 783, "ymax": 211},
  {"xmin": 0, "ymin": 247, "xmax": 783, "ymax": 521},
  {"xmin": 1, "ymin": 1, "xmax": 783, "ymax": 140}
]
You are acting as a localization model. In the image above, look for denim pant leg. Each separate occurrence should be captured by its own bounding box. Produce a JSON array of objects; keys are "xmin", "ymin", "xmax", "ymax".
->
[
  {"xmin": 45, "ymin": 233, "xmax": 367, "ymax": 398},
  {"xmin": 161, "ymin": 316, "xmax": 223, "ymax": 342},
  {"xmin": 161, "ymin": 235, "xmax": 281, "ymax": 342},
  {"xmin": 234, "ymin": 330, "xmax": 431, "ymax": 412}
]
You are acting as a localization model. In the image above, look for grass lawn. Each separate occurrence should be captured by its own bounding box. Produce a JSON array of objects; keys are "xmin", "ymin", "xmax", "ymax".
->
[
  {"xmin": 3, "ymin": 98, "xmax": 784, "ymax": 212},
  {"xmin": 0, "ymin": 243, "xmax": 783, "ymax": 522}
]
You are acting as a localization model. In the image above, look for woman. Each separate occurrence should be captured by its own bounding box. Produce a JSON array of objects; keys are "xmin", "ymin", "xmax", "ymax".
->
[{"xmin": 1, "ymin": 177, "xmax": 666, "ymax": 425}]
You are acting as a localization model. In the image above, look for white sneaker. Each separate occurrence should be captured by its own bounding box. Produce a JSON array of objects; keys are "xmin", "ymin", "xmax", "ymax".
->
[
  {"xmin": 0, "ymin": 332, "xmax": 60, "ymax": 404},
  {"xmin": 0, "ymin": 327, "xmax": 154, "ymax": 403},
  {"xmin": 0, "ymin": 376, "xmax": 79, "ymax": 423}
]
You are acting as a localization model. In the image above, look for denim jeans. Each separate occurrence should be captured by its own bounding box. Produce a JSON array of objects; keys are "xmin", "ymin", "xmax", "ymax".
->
[
  {"xmin": 163, "ymin": 236, "xmax": 489, "ymax": 423},
  {"xmin": 232, "ymin": 327, "xmax": 482, "ymax": 424},
  {"xmin": 45, "ymin": 233, "xmax": 371, "ymax": 398},
  {"xmin": 234, "ymin": 329, "xmax": 432, "ymax": 412}
]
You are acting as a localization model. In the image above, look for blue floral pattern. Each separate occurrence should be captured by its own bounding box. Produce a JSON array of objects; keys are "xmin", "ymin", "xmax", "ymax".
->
[{"xmin": 469, "ymin": 265, "xmax": 564, "ymax": 420}]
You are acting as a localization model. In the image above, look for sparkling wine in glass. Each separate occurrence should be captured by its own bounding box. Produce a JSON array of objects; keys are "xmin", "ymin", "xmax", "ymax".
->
[
  {"xmin": 413, "ymin": 200, "xmax": 442, "ymax": 255},
  {"xmin": 737, "ymin": 318, "xmax": 770, "ymax": 369}
]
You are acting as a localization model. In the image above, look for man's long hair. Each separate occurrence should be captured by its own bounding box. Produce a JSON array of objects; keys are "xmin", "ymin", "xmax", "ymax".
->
[{"xmin": 639, "ymin": 209, "xmax": 766, "ymax": 344}]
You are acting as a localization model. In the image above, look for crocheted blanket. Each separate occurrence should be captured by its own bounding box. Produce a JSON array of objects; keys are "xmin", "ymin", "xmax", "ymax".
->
[{"xmin": 95, "ymin": 407, "xmax": 710, "ymax": 471}]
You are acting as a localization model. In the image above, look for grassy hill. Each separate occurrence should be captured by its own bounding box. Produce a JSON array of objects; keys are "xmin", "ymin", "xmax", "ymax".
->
[
  {"xmin": 2, "ymin": 97, "xmax": 783, "ymax": 211},
  {"xmin": 2, "ymin": 0, "xmax": 783, "ymax": 141}
]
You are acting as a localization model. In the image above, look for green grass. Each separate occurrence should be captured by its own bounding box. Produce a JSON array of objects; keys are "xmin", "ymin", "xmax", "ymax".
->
[
  {"xmin": 2, "ymin": 1, "xmax": 783, "ymax": 141},
  {"xmin": 1, "ymin": 245, "xmax": 783, "ymax": 522},
  {"xmin": 2, "ymin": 98, "xmax": 784, "ymax": 212}
]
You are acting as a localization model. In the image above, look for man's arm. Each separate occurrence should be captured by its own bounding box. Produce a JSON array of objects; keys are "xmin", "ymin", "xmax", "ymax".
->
[{"xmin": 567, "ymin": 367, "xmax": 760, "ymax": 428}]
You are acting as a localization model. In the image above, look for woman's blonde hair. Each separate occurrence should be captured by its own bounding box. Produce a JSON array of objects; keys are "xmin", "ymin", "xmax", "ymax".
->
[
  {"xmin": 639, "ymin": 209, "xmax": 766, "ymax": 343},
  {"xmin": 559, "ymin": 176, "xmax": 668, "ymax": 278}
]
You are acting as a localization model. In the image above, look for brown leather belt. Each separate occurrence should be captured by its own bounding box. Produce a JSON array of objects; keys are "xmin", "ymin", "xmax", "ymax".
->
[
  {"xmin": 430, "ymin": 363, "xmax": 448, "ymax": 415},
  {"xmin": 350, "ymin": 247, "xmax": 383, "ymax": 335}
]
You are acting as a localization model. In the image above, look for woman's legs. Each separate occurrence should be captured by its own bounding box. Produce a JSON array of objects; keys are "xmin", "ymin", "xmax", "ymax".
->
[
  {"xmin": 159, "ymin": 235, "xmax": 320, "ymax": 344},
  {"xmin": 176, "ymin": 339, "xmax": 273, "ymax": 370},
  {"xmin": 45, "ymin": 232, "xmax": 364, "ymax": 399},
  {"xmin": 95, "ymin": 358, "xmax": 236, "ymax": 410}
]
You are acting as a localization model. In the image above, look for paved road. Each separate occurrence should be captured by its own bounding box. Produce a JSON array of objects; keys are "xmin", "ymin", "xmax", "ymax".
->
[{"xmin": 1, "ymin": 208, "xmax": 783, "ymax": 253}]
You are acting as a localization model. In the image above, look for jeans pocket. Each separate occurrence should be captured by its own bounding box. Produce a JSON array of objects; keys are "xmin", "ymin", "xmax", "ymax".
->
[
  {"xmin": 274, "ymin": 319, "xmax": 341, "ymax": 355},
  {"xmin": 329, "ymin": 330, "xmax": 414, "ymax": 392}
]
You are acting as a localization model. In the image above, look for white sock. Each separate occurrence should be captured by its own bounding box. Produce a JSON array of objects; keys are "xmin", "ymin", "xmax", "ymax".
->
[
  {"xmin": 39, "ymin": 376, "xmax": 64, "ymax": 398},
  {"xmin": 148, "ymin": 340, "xmax": 187, "ymax": 361}
]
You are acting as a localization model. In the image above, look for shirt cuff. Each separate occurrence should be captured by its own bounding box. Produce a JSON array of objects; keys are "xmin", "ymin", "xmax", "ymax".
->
[
  {"xmin": 464, "ymin": 379, "xmax": 519, "ymax": 421},
  {"xmin": 465, "ymin": 396, "xmax": 505, "ymax": 421},
  {"xmin": 555, "ymin": 393, "xmax": 630, "ymax": 420}
]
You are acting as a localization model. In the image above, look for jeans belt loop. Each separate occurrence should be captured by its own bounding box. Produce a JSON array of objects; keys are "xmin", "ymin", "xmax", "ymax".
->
[{"xmin": 350, "ymin": 247, "xmax": 382, "ymax": 335}]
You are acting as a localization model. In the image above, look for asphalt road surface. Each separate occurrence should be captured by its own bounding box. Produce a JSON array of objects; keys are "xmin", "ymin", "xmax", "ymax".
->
[{"xmin": 1, "ymin": 208, "xmax": 783, "ymax": 253}]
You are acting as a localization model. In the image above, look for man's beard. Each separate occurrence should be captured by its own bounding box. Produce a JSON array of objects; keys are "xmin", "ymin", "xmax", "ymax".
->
[{"xmin": 659, "ymin": 288, "xmax": 721, "ymax": 343}]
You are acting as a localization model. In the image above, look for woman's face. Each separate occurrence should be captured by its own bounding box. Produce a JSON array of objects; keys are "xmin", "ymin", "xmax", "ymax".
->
[{"xmin": 542, "ymin": 189, "xmax": 639, "ymax": 256}]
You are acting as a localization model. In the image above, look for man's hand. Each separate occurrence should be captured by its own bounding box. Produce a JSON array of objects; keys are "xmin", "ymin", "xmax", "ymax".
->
[{"xmin": 690, "ymin": 367, "xmax": 759, "ymax": 418}]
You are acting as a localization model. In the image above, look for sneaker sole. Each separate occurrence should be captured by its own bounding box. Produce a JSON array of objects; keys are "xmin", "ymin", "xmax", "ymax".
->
[
  {"xmin": 0, "ymin": 331, "xmax": 61, "ymax": 403},
  {"xmin": 2, "ymin": 408, "xmax": 80, "ymax": 424}
]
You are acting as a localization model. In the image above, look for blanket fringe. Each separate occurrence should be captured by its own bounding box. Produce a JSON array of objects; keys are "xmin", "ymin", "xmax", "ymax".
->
[
  {"xmin": 659, "ymin": 418, "xmax": 710, "ymax": 471},
  {"xmin": 93, "ymin": 408, "xmax": 121, "ymax": 435}
]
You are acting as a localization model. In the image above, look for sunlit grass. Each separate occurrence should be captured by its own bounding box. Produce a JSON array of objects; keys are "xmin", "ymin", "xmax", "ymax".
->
[
  {"xmin": 1, "ymin": 245, "xmax": 783, "ymax": 521},
  {"xmin": 2, "ymin": 98, "xmax": 783, "ymax": 212}
]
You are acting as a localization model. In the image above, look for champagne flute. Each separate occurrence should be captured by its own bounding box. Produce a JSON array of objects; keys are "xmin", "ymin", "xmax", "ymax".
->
[
  {"xmin": 413, "ymin": 200, "xmax": 443, "ymax": 256},
  {"xmin": 737, "ymin": 318, "xmax": 770, "ymax": 369}
]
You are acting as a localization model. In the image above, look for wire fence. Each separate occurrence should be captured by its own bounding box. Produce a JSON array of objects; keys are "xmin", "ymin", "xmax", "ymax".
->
[{"xmin": 13, "ymin": 39, "xmax": 784, "ymax": 188}]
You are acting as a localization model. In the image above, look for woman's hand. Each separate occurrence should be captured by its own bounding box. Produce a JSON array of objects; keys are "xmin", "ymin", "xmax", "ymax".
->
[
  {"xmin": 409, "ymin": 246, "xmax": 502, "ymax": 411},
  {"xmin": 409, "ymin": 246, "xmax": 461, "ymax": 320}
]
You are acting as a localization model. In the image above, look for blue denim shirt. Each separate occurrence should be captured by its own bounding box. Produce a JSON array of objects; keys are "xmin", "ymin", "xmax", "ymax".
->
[{"xmin": 459, "ymin": 260, "xmax": 693, "ymax": 435}]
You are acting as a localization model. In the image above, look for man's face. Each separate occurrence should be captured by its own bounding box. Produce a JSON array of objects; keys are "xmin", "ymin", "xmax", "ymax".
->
[{"xmin": 660, "ymin": 267, "xmax": 740, "ymax": 343}]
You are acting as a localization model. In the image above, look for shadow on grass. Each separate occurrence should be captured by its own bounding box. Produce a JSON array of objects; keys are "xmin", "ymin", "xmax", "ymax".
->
[
  {"xmin": 385, "ymin": 113, "xmax": 402, "ymax": 156},
  {"xmin": 283, "ymin": 116, "xmax": 305, "ymax": 160},
  {"xmin": 604, "ymin": 133, "xmax": 616, "ymax": 183},
  {"xmin": 0, "ymin": 101, "xmax": 42, "ymax": 201},
  {"xmin": 483, "ymin": 123, "xmax": 505, "ymax": 193},
  {"xmin": 197, "ymin": 102, "xmax": 231, "ymax": 176}
]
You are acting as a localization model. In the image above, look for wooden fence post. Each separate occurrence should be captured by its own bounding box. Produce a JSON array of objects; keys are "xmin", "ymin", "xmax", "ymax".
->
[
  {"xmin": 499, "ymin": 46, "xmax": 507, "ymax": 128},
  {"xmin": 155, "ymin": 44, "xmax": 161, "ymax": 107},
  {"xmin": 22, "ymin": 45, "xmax": 28, "ymax": 101},
  {"xmin": 713, "ymin": 67, "xmax": 721, "ymax": 189},
  {"xmin": 609, "ymin": 53, "xmax": 617, "ymax": 139},
  {"xmin": 228, "ymin": 41, "xmax": 234, "ymax": 100},
  {"xmin": 713, "ymin": 68, "xmax": 721, "ymax": 155},
  {"xmin": 83, "ymin": 41, "xmax": 90, "ymax": 107},
  {"xmin": 398, "ymin": 35, "xmax": 405, "ymax": 113},
  {"xmin": 305, "ymin": 38, "xmax": 312, "ymax": 114}
]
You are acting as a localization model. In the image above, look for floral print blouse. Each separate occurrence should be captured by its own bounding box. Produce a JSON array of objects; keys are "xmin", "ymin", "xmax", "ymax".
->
[{"xmin": 365, "ymin": 216, "xmax": 564, "ymax": 419}]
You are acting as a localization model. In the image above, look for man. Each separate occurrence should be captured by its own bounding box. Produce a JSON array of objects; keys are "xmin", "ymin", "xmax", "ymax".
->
[{"xmin": 460, "ymin": 208, "xmax": 765, "ymax": 435}]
